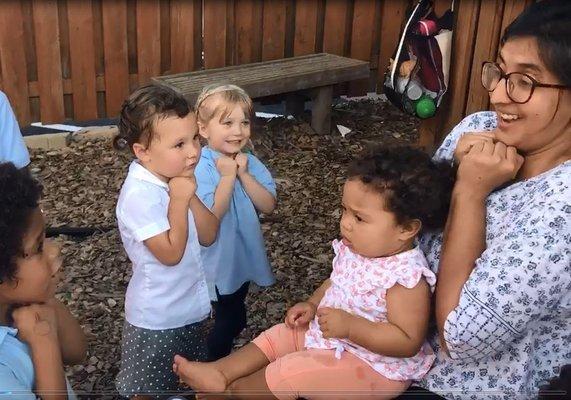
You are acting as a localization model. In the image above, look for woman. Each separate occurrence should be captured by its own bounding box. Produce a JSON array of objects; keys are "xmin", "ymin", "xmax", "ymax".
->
[{"xmin": 415, "ymin": 1, "xmax": 570, "ymax": 399}]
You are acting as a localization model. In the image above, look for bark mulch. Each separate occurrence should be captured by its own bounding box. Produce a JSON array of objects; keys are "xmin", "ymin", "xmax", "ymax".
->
[{"xmin": 30, "ymin": 100, "xmax": 418, "ymax": 399}]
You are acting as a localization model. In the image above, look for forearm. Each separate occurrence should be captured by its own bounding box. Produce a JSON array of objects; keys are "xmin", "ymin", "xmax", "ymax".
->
[
  {"xmin": 436, "ymin": 185, "xmax": 487, "ymax": 352},
  {"xmin": 30, "ymin": 337, "xmax": 68, "ymax": 400},
  {"xmin": 189, "ymin": 195, "xmax": 219, "ymax": 246},
  {"xmin": 51, "ymin": 299, "xmax": 87, "ymax": 365},
  {"xmin": 238, "ymin": 172, "xmax": 276, "ymax": 214},
  {"xmin": 347, "ymin": 316, "xmax": 422, "ymax": 358},
  {"xmin": 307, "ymin": 279, "xmax": 331, "ymax": 307},
  {"xmin": 212, "ymin": 176, "xmax": 236, "ymax": 219},
  {"xmin": 166, "ymin": 197, "xmax": 191, "ymax": 260}
]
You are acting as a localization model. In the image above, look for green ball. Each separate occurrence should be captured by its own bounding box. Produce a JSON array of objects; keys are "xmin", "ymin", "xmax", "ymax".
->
[{"xmin": 415, "ymin": 96, "xmax": 436, "ymax": 119}]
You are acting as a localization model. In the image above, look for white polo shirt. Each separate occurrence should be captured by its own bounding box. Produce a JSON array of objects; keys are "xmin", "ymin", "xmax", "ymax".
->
[{"xmin": 116, "ymin": 161, "xmax": 211, "ymax": 330}]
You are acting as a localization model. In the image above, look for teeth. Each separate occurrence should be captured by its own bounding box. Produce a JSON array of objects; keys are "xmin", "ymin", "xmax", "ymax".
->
[{"xmin": 500, "ymin": 113, "xmax": 519, "ymax": 121}]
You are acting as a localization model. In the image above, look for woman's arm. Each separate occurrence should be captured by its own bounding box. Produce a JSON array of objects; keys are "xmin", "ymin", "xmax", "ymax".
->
[
  {"xmin": 49, "ymin": 298, "xmax": 87, "ymax": 365},
  {"xmin": 436, "ymin": 141, "xmax": 523, "ymax": 355}
]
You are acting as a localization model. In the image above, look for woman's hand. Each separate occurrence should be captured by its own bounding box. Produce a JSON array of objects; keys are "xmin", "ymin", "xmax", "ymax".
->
[
  {"xmin": 317, "ymin": 307, "xmax": 353, "ymax": 339},
  {"xmin": 456, "ymin": 140, "xmax": 524, "ymax": 197},
  {"xmin": 454, "ymin": 131, "xmax": 497, "ymax": 165},
  {"xmin": 285, "ymin": 301, "xmax": 316, "ymax": 328}
]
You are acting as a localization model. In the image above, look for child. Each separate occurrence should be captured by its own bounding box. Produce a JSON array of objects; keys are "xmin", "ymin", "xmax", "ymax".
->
[
  {"xmin": 0, "ymin": 91, "xmax": 30, "ymax": 168},
  {"xmin": 113, "ymin": 84, "xmax": 219, "ymax": 399},
  {"xmin": 0, "ymin": 162, "xmax": 87, "ymax": 399},
  {"xmin": 173, "ymin": 146, "xmax": 455, "ymax": 400},
  {"xmin": 193, "ymin": 84, "xmax": 277, "ymax": 361}
]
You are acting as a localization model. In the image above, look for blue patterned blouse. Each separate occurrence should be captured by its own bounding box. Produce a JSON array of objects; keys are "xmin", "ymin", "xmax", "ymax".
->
[{"xmin": 418, "ymin": 111, "xmax": 571, "ymax": 399}]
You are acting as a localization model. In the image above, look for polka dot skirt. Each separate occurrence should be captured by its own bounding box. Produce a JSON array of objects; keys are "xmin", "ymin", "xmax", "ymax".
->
[{"xmin": 116, "ymin": 320, "xmax": 207, "ymax": 398}]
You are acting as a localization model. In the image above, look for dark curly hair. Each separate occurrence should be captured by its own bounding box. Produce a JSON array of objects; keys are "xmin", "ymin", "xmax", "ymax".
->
[
  {"xmin": 347, "ymin": 146, "xmax": 455, "ymax": 231},
  {"xmin": 0, "ymin": 163, "xmax": 43, "ymax": 283},
  {"xmin": 114, "ymin": 84, "xmax": 192, "ymax": 151}
]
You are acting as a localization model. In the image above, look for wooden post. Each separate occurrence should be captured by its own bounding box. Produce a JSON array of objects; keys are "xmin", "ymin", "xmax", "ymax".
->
[{"xmin": 311, "ymin": 85, "xmax": 333, "ymax": 134}]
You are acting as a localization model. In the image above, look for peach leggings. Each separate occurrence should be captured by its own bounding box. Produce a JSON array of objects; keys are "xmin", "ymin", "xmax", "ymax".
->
[{"xmin": 252, "ymin": 323, "xmax": 410, "ymax": 400}]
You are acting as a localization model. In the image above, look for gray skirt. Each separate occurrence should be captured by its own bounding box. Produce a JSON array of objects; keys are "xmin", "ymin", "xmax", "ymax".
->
[{"xmin": 116, "ymin": 319, "xmax": 207, "ymax": 398}]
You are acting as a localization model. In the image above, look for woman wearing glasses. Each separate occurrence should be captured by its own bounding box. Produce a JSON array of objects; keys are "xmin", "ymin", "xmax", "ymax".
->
[{"xmin": 409, "ymin": 1, "xmax": 570, "ymax": 399}]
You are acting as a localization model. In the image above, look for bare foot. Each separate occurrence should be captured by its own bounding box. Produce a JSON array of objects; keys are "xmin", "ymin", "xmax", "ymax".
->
[{"xmin": 173, "ymin": 355, "xmax": 228, "ymax": 394}]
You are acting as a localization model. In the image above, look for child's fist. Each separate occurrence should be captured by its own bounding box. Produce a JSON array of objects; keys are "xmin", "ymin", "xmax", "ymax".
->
[
  {"xmin": 216, "ymin": 156, "xmax": 238, "ymax": 177},
  {"xmin": 316, "ymin": 307, "xmax": 352, "ymax": 339},
  {"xmin": 12, "ymin": 304, "xmax": 58, "ymax": 345},
  {"xmin": 235, "ymin": 153, "xmax": 249, "ymax": 176},
  {"xmin": 169, "ymin": 176, "xmax": 197, "ymax": 202},
  {"xmin": 285, "ymin": 301, "xmax": 317, "ymax": 328}
]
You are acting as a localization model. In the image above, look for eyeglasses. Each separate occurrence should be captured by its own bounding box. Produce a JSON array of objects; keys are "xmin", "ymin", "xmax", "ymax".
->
[{"xmin": 481, "ymin": 62, "xmax": 568, "ymax": 104}]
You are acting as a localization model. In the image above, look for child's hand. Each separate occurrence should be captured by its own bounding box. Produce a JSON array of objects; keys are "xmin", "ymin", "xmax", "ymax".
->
[
  {"xmin": 285, "ymin": 301, "xmax": 316, "ymax": 328},
  {"xmin": 235, "ymin": 153, "xmax": 249, "ymax": 176},
  {"xmin": 317, "ymin": 307, "xmax": 353, "ymax": 339},
  {"xmin": 169, "ymin": 176, "xmax": 197, "ymax": 203},
  {"xmin": 216, "ymin": 156, "xmax": 238, "ymax": 177},
  {"xmin": 12, "ymin": 304, "xmax": 59, "ymax": 346}
]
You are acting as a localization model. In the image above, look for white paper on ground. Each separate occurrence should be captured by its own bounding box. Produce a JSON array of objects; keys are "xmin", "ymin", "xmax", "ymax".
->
[{"xmin": 337, "ymin": 124, "xmax": 352, "ymax": 138}]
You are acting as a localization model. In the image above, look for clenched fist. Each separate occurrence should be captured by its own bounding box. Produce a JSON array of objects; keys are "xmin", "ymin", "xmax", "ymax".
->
[
  {"xmin": 216, "ymin": 156, "xmax": 238, "ymax": 177},
  {"xmin": 12, "ymin": 303, "xmax": 59, "ymax": 345},
  {"xmin": 169, "ymin": 175, "xmax": 197, "ymax": 203},
  {"xmin": 285, "ymin": 301, "xmax": 317, "ymax": 328}
]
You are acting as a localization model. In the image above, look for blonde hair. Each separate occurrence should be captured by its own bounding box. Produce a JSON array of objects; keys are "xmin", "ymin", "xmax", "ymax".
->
[{"xmin": 195, "ymin": 83, "xmax": 253, "ymax": 124}]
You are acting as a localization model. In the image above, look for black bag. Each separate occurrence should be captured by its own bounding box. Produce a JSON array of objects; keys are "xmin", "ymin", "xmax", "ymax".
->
[{"xmin": 383, "ymin": 0, "xmax": 454, "ymax": 119}]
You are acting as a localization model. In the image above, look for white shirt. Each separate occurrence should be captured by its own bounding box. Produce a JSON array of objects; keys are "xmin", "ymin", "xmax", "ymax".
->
[
  {"xmin": 418, "ymin": 112, "xmax": 571, "ymax": 399},
  {"xmin": 116, "ymin": 161, "xmax": 211, "ymax": 330}
]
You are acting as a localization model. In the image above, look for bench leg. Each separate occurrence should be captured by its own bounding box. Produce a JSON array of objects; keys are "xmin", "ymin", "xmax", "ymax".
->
[{"xmin": 311, "ymin": 85, "xmax": 333, "ymax": 135}]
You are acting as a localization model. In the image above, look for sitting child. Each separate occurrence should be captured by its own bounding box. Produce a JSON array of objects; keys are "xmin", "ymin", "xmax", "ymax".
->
[
  {"xmin": 0, "ymin": 162, "xmax": 87, "ymax": 399},
  {"xmin": 172, "ymin": 146, "xmax": 455, "ymax": 399},
  {"xmin": 113, "ymin": 84, "xmax": 219, "ymax": 399}
]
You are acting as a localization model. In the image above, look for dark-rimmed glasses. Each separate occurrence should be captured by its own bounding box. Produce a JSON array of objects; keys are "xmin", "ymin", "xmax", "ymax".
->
[{"xmin": 481, "ymin": 61, "xmax": 568, "ymax": 104}]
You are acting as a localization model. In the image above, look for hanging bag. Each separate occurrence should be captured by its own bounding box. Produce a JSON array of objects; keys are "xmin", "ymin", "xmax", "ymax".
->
[{"xmin": 383, "ymin": 0, "xmax": 454, "ymax": 119}]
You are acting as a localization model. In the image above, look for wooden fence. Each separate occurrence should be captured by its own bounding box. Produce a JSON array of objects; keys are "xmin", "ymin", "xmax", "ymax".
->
[{"xmin": 0, "ymin": 0, "xmax": 534, "ymax": 146}]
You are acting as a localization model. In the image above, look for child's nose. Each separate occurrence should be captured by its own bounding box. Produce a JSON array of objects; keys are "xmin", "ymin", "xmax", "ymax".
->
[{"xmin": 44, "ymin": 240, "xmax": 63, "ymax": 275}]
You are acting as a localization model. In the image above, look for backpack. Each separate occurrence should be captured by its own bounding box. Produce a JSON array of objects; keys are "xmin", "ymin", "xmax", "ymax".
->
[{"xmin": 383, "ymin": 0, "xmax": 454, "ymax": 119}]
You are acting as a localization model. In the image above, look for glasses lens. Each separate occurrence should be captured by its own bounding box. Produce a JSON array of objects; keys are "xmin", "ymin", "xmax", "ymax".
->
[
  {"xmin": 507, "ymin": 73, "xmax": 534, "ymax": 103},
  {"xmin": 482, "ymin": 63, "xmax": 501, "ymax": 91}
]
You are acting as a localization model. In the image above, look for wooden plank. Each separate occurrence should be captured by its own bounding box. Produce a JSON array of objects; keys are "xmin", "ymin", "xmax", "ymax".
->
[
  {"xmin": 0, "ymin": 1, "xmax": 31, "ymax": 124},
  {"xmin": 235, "ymin": 0, "xmax": 263, "ymax": 64},
  {"xmin": 349, "ymin": 0, "xmax": 377, "ymax": 95},
  {"xmin": 293, "ymin": 0, "xmax": 319, "ymax": 56},
  {"xmin": 57, "ymin": 0, "xmax": 71, "ymax": 80},
  {"xmin": 262, "ymin": 0, "xmax": 287, "ymax": 61},
  {"xmin": 67, "ymin": 0, "xmax": 98, "ymax": 120},
  {"xmin": 440, "ymin": 0, "xmax": 480, "ymax": 138},
  {"xmin": 465, "ymin": 0, "xmax": 504, "ymax": 115},
  {"xmin": 93, "ymin": 0, "xmax": 105, "ymax": 78},
  {"xmin": 21, "ymin": 0, "xmax": 38, "ymax": 83},
  {"xmin": 204, "ymin": 0, "xmax": 228, "ymax": 69},
  {"xmin": 102, "ymin": 0, "xmax": 130, "ymax": 117},
  {"xmin": 136, "ymin": 0, "xmax": 161, "ymax": 85},
  {"xmin": 160, "ymin": 0, "xmax": 170, "ymax": 73},
  {"xmin": 32, "ymin": 0, "xmax": 65, "ymax": 123},
  {"xmin": 377, "ymin": 0, "xmax": 408, "ymax": 91},
  {"xmin": 170, "ymin": 0, "xmax": 201, "ymax": 73}
]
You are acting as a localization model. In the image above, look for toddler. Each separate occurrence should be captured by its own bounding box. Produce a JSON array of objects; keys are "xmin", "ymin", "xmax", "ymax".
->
[
  {"xmin": 193, "ymin": 84, "xmax": 277, "ymax": 361},
  {"xmin": 113, "ymin": 84, "xmax": 219, "ymax": 399},
  {"xmin": 0, "ymin": 162, "xmax": 87, "ymax": 399},
  {"xmin": 173, "ymin": 146, "xmax": 455, "ymax": 400}
]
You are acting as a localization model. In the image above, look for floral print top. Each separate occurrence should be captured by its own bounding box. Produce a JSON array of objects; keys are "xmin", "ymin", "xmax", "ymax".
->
[
  {"xmin": 418, "ymin": 111, "xmax": 571, "ymax": 399},
  {"xmin": 305, "ymin": 239, "xmax": 437, "ymax": 381}
]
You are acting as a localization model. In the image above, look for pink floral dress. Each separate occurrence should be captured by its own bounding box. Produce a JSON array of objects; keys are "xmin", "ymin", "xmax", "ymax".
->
[{"xmin": 304, "ymin": 239, "xmax": 437, "ymax": 381}]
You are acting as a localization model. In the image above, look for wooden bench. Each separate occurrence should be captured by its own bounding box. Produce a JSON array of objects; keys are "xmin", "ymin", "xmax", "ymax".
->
[{"xmin": 152, "ymin": 53, "xmax": 369, "ymax": 134}]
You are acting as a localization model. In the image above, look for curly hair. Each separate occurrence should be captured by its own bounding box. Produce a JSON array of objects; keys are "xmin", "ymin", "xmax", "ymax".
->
[
  {"xmin": 114, "ymin": 84, "xmax": 192, "ymax": 151},
  {"xmin": 0, "ymin": 163, "xmax": 43, "ymax": 283},
  {"xmin": 347, "ymin": 146, "xmax": 455, "ymax": 231}
]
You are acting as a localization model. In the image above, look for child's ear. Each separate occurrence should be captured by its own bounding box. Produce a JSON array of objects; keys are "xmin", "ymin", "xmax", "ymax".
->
[
  {"xmin": 197, "ymin": 120, "xmax": 209, "ymax": 139},
  {"xmin": 132, "ymin": 143, "xmax": 150, "ymax": 162},
  {"xmin": 398, "ymin": 219, "xmax": 422, "ymax": 242}
]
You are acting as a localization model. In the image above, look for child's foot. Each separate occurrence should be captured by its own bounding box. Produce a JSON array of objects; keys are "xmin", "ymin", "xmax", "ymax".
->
[{"xmin": 173, "ymin": 355, "xmax": 228, "ymax": 394}]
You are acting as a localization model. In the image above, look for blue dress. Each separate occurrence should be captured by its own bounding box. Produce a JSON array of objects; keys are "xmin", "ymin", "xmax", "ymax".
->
[{"xmin": 194, "ymin": 147, "xmax": 276, "ymax": 299}]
